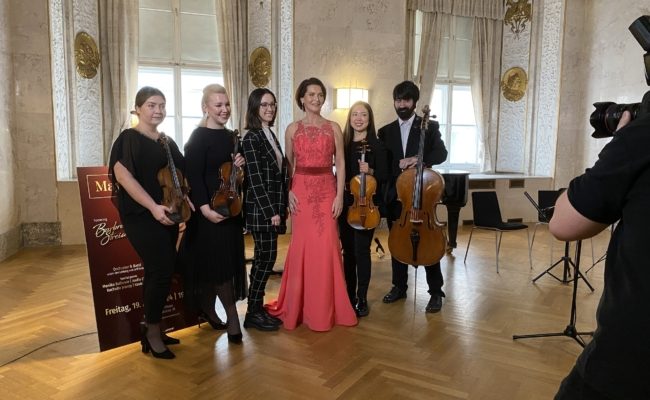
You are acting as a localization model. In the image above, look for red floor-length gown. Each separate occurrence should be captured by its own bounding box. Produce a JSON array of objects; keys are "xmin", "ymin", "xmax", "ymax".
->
[{"xmin": 266, "ymin": 121, "xmax": 357, "ymax": 331}]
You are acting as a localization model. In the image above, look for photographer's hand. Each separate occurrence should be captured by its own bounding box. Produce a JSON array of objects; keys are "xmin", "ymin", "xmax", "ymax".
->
[{"xmin": 616, "ymin": 110, "xmax": 632, "ymax": 131}]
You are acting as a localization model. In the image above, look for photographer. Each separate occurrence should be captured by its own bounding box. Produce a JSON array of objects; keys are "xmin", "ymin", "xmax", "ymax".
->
[{"xmin": 550, "ymin": 110, "xmax": 650, "ymax": 399}]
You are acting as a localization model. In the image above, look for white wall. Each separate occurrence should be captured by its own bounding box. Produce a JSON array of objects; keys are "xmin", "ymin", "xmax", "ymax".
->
[
  {"xmin": 556, "ymin": 0, "xmax": 650, "ymax": 187},
  {"xmin": 294, "ymin": 0, "xmax": 406, "ymax": 129},
  {"xmin": 0, "ymin": 0, "xmax": 19, "ymax": 248}
]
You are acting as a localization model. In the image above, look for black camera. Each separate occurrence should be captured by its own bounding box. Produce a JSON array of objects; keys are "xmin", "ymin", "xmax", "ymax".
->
[{"xmin": 590, "ymin": 16, "xmax": 650, "ymax": 138}]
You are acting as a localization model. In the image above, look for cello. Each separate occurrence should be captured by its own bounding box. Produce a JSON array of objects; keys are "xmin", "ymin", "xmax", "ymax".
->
[
  {"xmin": 388, "ymin": 106, "xmax": 446, "ymax": 266},
  {"xmin": 210, "ymin": 129, "xmax": 244, "ymax": 217},
  {"xmin": 346, "ymin": 141, "xmax": 380, "ymax": 230},
  {"xmin": 157, "ymin": 133, "xmax": 191, "ymax": 224}
]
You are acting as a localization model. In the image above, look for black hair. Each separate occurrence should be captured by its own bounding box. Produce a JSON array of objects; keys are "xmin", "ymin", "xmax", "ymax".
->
[
  {"xmin": 245, "ymin": 88, "xmax": 277, "ymax": 129},
  {"xmin": 392, "ymin": 80, "xmax": 420, "ymax": 103}
]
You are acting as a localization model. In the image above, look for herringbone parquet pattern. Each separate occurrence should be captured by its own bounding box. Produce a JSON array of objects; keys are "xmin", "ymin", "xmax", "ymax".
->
[{"xmin": 0, "ymin": 226, "xmax": 608, "ymax": 399}]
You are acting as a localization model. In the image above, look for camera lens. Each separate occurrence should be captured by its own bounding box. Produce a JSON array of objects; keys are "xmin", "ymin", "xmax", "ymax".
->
[{"xmin": 590, "ymin": 102, "xmax": 640, "ymax": 138}]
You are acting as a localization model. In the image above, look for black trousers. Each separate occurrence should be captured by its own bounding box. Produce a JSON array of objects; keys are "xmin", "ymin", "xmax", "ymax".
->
[
  {"xmin": 387, "ymin": 218, "xmax": 444, "ymax": 297},
  {"xmin": 338, "ymin": 214, "xmax": 374, "ymax": 301},
  {"xmin": 122, "ymin": 212, "xmax": 179, "ymax": 324},
  {"xmin": 247, "ymin": 230, "xmax": 278, "ymax": 309}
]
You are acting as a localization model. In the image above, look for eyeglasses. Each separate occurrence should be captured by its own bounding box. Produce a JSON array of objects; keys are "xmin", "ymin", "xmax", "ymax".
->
[{"xmin": 260, "ymin": 102, "xmax": 277, "ymax": 109}]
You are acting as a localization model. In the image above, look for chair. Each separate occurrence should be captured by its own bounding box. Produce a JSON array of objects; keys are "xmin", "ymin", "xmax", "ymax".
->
[
  {"xmin": 529, "ymin": 189, "xmax": 562, "ymax": 264},
  {"xmin": 464, "ymin": 191, "xmax": 531, "ymax": 273}
]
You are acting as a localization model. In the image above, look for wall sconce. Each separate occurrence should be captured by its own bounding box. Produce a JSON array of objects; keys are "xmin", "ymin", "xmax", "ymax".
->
[{"xmin": 335, "ymin": 87, "xmax": 369, "ymax": 109}]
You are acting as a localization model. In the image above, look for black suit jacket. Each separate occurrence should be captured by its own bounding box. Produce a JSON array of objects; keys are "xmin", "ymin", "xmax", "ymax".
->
[
  {"xmin": 242, "ymin": 128, "xmax": 290, "ymax": 233},
  {"xmin": 377, "ymin": 115, "xmax": 448, "ymax": 220}
]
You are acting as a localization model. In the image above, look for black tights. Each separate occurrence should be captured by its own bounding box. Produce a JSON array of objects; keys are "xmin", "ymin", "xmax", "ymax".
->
[{"xmin": 201, "ymin": 280, "xmax": 241, "ymax": 335}]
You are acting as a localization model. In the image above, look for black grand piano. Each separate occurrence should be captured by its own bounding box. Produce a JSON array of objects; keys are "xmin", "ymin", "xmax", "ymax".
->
[{"xmin": 436, "ymin": 169, "xmax": 470, "ymax": 252}]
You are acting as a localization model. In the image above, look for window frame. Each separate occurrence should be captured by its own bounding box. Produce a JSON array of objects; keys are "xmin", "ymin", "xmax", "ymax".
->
[
  {"xmin": 414, "ymin": 13, "xmax": 480, "ymax": 172},
  {"xmin": 138, "ymin": 0, "xmax": 223, "ymax": 148}
]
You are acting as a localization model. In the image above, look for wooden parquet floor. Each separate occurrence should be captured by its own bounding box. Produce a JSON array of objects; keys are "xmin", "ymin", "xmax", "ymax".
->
[{"xmin": 0, "ymin": 226, "xmax": 609, "ymax": 399}]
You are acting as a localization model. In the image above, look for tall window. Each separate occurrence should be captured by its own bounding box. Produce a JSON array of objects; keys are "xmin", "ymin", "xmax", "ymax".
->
[
  {"xmin": 414, "ymin": 13, "xmax": 479, "ymax": 171},
  {"xmin": 138, "ymin": 0, "xmax": 223, "ymax": 148}
]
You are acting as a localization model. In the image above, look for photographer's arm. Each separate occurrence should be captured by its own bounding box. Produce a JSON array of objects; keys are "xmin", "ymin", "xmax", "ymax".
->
[
  {"xmin": 549, "ymin": 193, "xmax": 608, "ymax": 241},
  {"xmin": 549, "ymin": 111, "xmax": 631, "ymax": 241}
]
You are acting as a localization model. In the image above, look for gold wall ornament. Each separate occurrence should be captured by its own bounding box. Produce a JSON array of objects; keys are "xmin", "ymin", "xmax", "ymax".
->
[
  {"xmin": 501, "ymin": 67, "xmax": 528, "ymax": 102},
  {"xmin": 249, "ymin": 47, "xmax": 272, "ymax": 88},
  {"xmin": 504, "ymin": 0, "xmax": 532, "ymax": 39},
  {"xmin": 74, "ymin": 31, "xmax": 100, "ymax": 79}
]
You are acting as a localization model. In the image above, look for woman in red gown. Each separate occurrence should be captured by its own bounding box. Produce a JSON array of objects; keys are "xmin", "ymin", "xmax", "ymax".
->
[{"xmin": 266, "ymin": 77, "xmax": 357, "ymax": 331}]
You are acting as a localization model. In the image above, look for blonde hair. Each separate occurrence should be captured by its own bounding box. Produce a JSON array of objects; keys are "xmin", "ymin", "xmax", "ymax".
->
[{"xmin": 199, "ymin": 83, "xmax": 228, "ymax": 127}]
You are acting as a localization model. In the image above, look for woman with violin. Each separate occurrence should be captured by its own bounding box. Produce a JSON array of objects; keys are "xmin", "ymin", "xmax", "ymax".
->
[
  {"xmin": 378, "ymin": 81, "xmax": 448, "ymax": 314},
  {"xmin": 338, "ymin": 101, "xmax": 387, "ymax": 317},
  {"xmin": 109, "ymin": 86, "xmax": 191, "ymax": 359},
  {"xmin": 184, "ymin": 83, "xmax": 246, "ymax": 343},
  {"xmin": 241, "ymin": 88, "xmax": 288, "ymax": 332}
]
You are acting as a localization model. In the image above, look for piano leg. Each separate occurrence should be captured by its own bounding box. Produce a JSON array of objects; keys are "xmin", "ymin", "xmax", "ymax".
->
[{"xmin": 445, "ymin": 205, "xmax": 461, "ymax": 252}]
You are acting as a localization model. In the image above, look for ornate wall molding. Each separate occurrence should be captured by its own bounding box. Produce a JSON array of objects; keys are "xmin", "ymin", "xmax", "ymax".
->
[
  {"xmin": 277, "ymin": 0, "xmax": 293, "ymax": 148},
  {"xmin": 533, "ymin": 0, "xmax": 564, "ymax": 176},
  {"xmin": 497, "ymin": 0, "xmax": 533, "ymax": 173}
]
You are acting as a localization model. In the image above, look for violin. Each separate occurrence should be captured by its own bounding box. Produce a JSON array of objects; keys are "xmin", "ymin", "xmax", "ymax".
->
[
  {"xmin": 346, "ymin": 141, "xmax": 380, "ymax": 230},
  {"xmin": 388, "ymin": 106, "xmax": 446, "ymax": 266},
  {"xmin": 157, "ymin": 133, "xmax": 191, "ymax": 224},
  {"xmin": 210, "ymin": 129, "xmax": 244, "ymax": 217}
]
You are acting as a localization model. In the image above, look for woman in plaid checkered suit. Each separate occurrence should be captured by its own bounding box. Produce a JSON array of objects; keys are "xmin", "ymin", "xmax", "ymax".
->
[{"xmin": 241, "ymin": 88, "xmax": 289, "ymax": 331}]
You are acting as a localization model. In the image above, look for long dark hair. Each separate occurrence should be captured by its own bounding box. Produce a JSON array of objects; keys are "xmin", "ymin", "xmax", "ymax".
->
[
  {"xmin": 245, "ymin": 88, "xmax": 277, "ymax": 129},
  {"xmin": 343, "ymin": 101, "xmax": 377, "ymax": 152}
]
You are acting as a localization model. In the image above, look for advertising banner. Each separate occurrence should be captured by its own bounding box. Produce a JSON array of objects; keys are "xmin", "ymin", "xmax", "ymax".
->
[{"xmin": 77, "ymin": 166, "xmax": 195, "ymax": 351}]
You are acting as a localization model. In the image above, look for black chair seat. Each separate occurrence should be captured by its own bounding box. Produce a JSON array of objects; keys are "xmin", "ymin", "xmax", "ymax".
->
[{"xmin": 464, "ymin": 191, "xmax": 531, "ymax": 273}]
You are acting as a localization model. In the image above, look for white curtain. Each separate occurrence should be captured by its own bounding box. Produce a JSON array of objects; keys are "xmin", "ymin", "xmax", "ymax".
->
[
  {"xmin": 471, "ymin": 17, "xmax": 503, "ymax": 172},
  {"xmin": 414, "ymin": 12, "xmax": 449, "ymax": 109},
  {"xmin": 409, "ymin": 0, "xmax": 505, "ymax": 171},
  {"xmin": 216, "ymin": 0, "xmax": 248, "ymax": 131},
  {"xmin": 99, "ymin": 1, "xmax": 139, "ymax": 163}
]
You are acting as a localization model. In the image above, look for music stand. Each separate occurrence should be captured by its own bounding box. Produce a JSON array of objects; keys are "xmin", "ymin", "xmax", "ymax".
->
[
  {"xmin": 523, "ymin": 192, "xmax": 593, "ymax": 290},
  {"xmin": 513, "ymin": 240, "xmax": 594, "ymax": 347}
]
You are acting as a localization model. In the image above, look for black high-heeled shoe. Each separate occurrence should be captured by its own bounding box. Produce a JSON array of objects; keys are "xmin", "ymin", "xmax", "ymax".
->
[
  {"xmin": 227, "ymin": 332, "xmax": 243, "ymax": 344},
  {"xmin": 198, "ymin": 311, "xmax": 228, "ymax": 330},
  {"xmin": 141, "ymin": 322, "xmax": 180, "ymax": 345},
  {"xmin": 141, "ymin": 326, "xmax": 175, "ymax": 359},
  {"xmin": 162, "ymin": 333, "xmax": 180, "ymax": 345}
]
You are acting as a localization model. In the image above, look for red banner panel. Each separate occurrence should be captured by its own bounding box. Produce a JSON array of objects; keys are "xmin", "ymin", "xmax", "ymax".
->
[{"xmin": 77, "ymin": 166, "xmax": 195, "ymax": 351}]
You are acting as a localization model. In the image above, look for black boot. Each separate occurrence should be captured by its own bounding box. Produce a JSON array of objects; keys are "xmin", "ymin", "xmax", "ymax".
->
[
  {"xmin": 355, "ymin": 297, "xmax": 369, "ymax": 317},
  {"xmin": 244, "ymin": 305, "xmax": 280, "ymax": 331}
]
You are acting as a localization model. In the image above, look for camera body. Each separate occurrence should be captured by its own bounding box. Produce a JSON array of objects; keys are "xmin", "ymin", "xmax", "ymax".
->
[{"xmin": 589, "ymin": 16, "xmax": 650, "ymax": 138}]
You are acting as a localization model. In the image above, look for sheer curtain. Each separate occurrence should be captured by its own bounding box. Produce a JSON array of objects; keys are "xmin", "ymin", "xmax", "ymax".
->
[
  {"xmin": 408, "ymin": 0, "xmax": 505, "ymax": 171},
  {"xmin": 471, "ymin": 17, "xmax": 503, "ymax": 172},
  {"xmin": 216, "ymin": 0, "xmax": 248, "ymax": 131},
  {"xmin": 99, "ymin": 1, "xmax": 139, "ymax": 163}
]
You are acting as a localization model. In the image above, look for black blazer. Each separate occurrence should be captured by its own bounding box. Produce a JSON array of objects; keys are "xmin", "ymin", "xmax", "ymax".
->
[
  {"xmin": 242, "ymin": 128, "xmax": 290, "ymax": 233},
  {"xmin": 377, "ymin": 115, "xmax": 448, "ymax": 220}
]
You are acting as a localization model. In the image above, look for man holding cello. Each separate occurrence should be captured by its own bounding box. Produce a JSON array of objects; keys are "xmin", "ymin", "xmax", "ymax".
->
[{"xmin": 378, "ymin": 81, "xmax": 448, "ymax": 313}]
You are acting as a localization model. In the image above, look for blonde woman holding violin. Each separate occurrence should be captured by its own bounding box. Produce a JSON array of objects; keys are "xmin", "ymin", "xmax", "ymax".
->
[
  {"xmin": 338, "ymin": 101, "xmax": 387, "ymax": 317},
  {"xmin": 184, "ymin": 83, "xmax": 246, "ymax": 344},
  {"xmin": 109, "ymin": 86, "xmax": 192, "ymax": 359}
]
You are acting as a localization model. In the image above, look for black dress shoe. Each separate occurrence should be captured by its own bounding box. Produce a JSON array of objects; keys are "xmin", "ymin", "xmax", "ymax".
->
[
  {"xmin": 425, "ymin": 294, "xmax": 443, "ymax": 313},
  {"xmin": 355, "ymin": 298, "xmax": 369, "ymax": 317},
  {"xmin": 244, "ymin": 310, "xmax": 280, "ymax": 331},
  {"xmin": 262, "ymin": 309, "xmax": 282, "ymax": 326},
  {"xmin": 382, "ymin": 286, "xmax": 407, "ymax": 303}
]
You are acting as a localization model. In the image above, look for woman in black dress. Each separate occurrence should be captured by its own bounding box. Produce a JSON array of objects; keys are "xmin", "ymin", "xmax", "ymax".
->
[
  {"xmin": 338, "ymin": 101, "xmax": 387, "ymax": 317},
  {"xmin": 184, "ymin": 83, "xmax": 246, "ymax": 343},
  {"xmin": 109, "ymin": 86, "xmax": 188, "ymax": 359}
]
